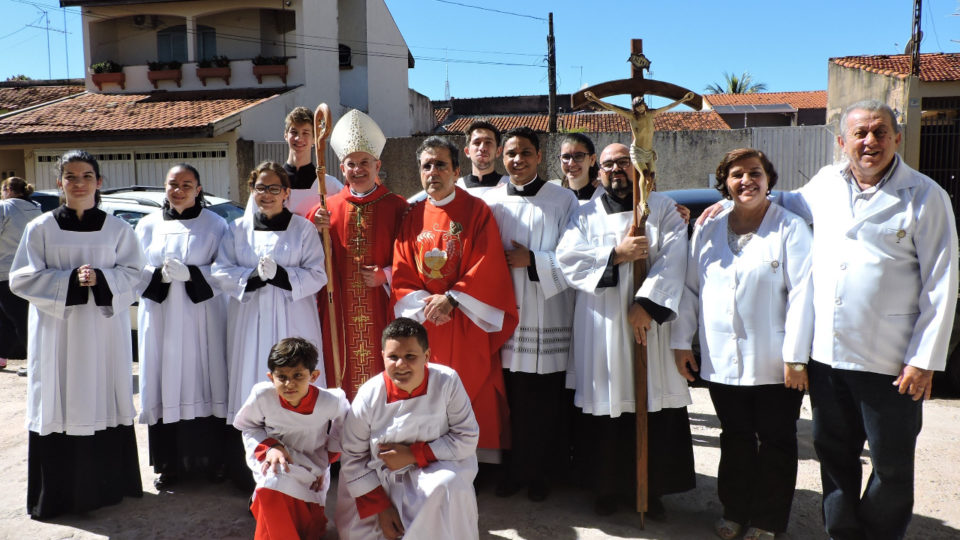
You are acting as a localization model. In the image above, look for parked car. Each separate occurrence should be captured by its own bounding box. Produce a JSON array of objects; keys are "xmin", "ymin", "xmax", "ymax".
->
[
  {"xmin": 99, "ymin": 186, "xmax": 244, "ymax": 227},
  {"xmin": 31, "ymin": 185, "xmax": 244, "ymax": 226},
  {"xmin": 29, "ymin": 186, "xmax": 243, "ymax": 353}
]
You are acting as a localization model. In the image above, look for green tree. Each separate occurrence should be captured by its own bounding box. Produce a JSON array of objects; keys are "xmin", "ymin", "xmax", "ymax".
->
[
  {"xmin": 6, "ymin": 74, "xmax": 31, "ymax": 81},
  {"xmin": 705, "ymin": 71, "xmax": 767, "ymax": 94}
]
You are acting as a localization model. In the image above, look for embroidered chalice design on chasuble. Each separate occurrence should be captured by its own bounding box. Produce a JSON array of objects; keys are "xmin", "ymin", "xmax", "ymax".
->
[{"xmin": 415, "ymin": 221, "xmax": 463, "ymax": 282}]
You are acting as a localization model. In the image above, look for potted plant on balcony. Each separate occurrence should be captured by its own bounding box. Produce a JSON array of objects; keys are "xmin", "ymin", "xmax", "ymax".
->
[
  {"xmin": 147, "ymin": 60, "xmax": 183, "ymax": 89},
  {"xmin": 252, "ymin": 55, "xmax": 289, "ymax": 84},
  {"xmin": 196, "ymin": 55, "xmax": 231, "ymax": 86},
  {"xmin": 90, "ymin": 61, "xmax": 125, "ymax": 91}
]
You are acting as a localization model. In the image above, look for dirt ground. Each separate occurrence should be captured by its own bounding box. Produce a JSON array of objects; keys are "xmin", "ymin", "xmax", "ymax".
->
[{"xmin": 0, "ymin": 358, "xmax": 958, "ymax": 540}]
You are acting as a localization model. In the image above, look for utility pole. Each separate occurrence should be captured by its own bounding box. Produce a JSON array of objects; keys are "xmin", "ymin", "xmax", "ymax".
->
[
  {"xmin": 910, "ymin": 0, "xmax": 922, "ymax": 76},
  {"xmin": 547, "ymin": 12, "xmax": 557, "ymax": 132}
]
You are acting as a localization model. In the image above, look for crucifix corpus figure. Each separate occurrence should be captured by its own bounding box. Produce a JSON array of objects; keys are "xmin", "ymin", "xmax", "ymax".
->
[{"xmin": 583, "ymin": 90, "xmax": 695, "ymax": 213}]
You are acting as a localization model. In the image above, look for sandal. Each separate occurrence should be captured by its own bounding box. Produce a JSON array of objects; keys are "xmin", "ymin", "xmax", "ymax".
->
[
  {"xmin": 743, "ymin": 527, "xmax": 775, "ymax": 540},
  {"xmin": 714, "ymin": 518, "xmax": 742, "ymax": 540}
]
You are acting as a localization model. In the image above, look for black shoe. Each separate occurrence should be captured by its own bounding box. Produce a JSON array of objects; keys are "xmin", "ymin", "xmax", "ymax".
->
[
  {"xmin": 153, "ymin": 473, "xmax": 179, "ymax": 490},
  {"xmin": 527, "ymin": 480, "xmax": 549, "ymax": 502},
  {"xmin": 494, "ymin": 478, "xmax": 524, "ymax": 498},
  {"xmin": 646, "ymin": 496, "xmax": 666, "ymax": 522},
  {"xmin": 593, "ymin": 494, "xmax": 618, "ymax": 516}
]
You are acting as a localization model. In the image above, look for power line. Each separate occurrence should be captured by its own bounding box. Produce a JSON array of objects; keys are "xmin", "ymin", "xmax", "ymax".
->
[{"xmin": 432, "ymin": 0, "xmax": 546, "ymax": 21}]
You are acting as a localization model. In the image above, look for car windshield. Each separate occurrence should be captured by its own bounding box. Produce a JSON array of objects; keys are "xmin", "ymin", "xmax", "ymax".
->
[{"xmin": 208, "ymin": 202, "xmax": 244, "ymax": 222}]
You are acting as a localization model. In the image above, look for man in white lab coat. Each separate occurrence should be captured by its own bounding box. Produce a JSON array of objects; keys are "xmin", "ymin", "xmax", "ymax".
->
[{"xmin": 776, "ymin": 100, "xmax": 958, "ymax": 539}]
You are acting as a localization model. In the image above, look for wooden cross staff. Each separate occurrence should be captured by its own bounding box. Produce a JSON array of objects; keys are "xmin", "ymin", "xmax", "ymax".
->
[
  {"xmin": 572, "ymin": 39, "xmax": 700, "ymax": 526},
  {"xmin": 314, "ymin": 103, "xmax": 342, "ymax": 388}
]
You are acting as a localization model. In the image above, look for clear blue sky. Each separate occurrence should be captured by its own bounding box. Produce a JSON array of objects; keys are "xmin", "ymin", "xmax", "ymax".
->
[{"xmin": 4, "ymin": 0, "xmax": 960, "ymax": 110}]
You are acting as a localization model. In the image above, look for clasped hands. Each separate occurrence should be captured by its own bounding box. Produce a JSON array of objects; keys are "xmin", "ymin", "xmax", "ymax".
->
[
  {"xmin": 258, "ymin": 255, "xmax": 277, "ymax": 280},
  {"xmin": 422, "ymin": 293, "xmax": 455, "ymax": 325},
  {"xmin": 77, "ymin": 264, "xmax": 98, "ymax": 287},
  {"xmin": 160, "ymin": 258, "xmax": 190, "ymax": 283}
]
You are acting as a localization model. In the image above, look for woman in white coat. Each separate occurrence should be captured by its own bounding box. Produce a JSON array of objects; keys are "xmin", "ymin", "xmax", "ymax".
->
[
  {"xmin": 671, "ymin": 148, "xmax": 813, "ymax": 540},
  {"xmin": 136, "ymin": 164, "xmax": 230, "ymax": 490},
  {"xmin": 212, "ymin": 161, "xmax": 327, "ymax": 488},
  {"xmin": 0, "ymin": 177, "xmax": 41, "ymax": 369},
  {"xmin": 10, "ymin": 150, "xmax": 144, "ymax": 519}
]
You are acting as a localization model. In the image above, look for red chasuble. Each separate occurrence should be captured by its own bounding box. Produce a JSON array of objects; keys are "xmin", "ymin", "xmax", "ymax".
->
[
  {"xmin": 391, "ymin": 187, "xmax": 518, "ymax": 449},
  {"xmin": 307, "ymin": 184, "xmax": 408, "ymax": 401}
]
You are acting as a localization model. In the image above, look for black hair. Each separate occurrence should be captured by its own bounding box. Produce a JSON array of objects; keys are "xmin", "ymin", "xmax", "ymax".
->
[
  {"xmin": 381, "ymin": 317, "xmax": 429, "ymax": 351},
  {"xmin": 416, "ymin": 136, "xmax": 460, "ymax": 171},
  {"xmin": 56, "ymin": 149, "xmax": 102, "ymax": 206},
  {"xmin": 465, "ymin": 120, "xmax": 501, "ymax": 147},
  {"xmin": 559, "ymin": 132, "xmax": 599, "ymax": 186},
  {"xmin": 267, "ymin": 337, "xmax": 319, "ymax": 372},
  {"xmin": 168, "ymin": 163, "xmax": 209, "ymax": 207},
  {"xmin": 502, "ymin": 126, "xmax": 540, "ymax": 152}
]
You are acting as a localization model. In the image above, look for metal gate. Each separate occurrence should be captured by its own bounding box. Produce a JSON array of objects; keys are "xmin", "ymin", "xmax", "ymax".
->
[
  {"xmin": 750, "ymin": 125, "xmax": 835, "ymax": 191},
  {"xmin": 919, "ymin": 96, "xmax": 960, "ymax": 219}
]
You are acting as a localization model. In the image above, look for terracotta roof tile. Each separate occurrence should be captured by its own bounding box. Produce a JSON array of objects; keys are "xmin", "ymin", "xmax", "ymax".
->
[
  {"xmin": 0, "ymin": 89, "xmax": 282, "ymax": 142},
  {"xmin": 434, "ymin": 107, "xmax": 450, "ymax": 124},
  {"xmin": 704, "ymin": 90, "xmax": 826, "ymax": 109},
  {"xmin": 830, "ymin": 53, "xmax": 960, "ymax": 82},
  {"xmin": 441, "ymin": 111, "xmax": 728, "ymax": 134},
  {"xmin": 0, "ymin": 85, "xmax": 85, "ymax": 112}
]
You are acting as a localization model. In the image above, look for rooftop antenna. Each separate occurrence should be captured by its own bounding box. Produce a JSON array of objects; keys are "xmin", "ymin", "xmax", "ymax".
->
[
  {"xmin": 25, "ymin": 7, "xmax": 53, "ymax": 78},
  {"xmin": 444, "ymin": 49, "xmax": 450, "ymax": 101}
]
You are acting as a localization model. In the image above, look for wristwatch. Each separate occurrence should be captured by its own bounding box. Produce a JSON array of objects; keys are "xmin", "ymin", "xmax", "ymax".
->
[
  {"xmin": 786, "ymin": 362, "xmax": 806, "ymax": 372},
  {"xmin": 445, "ymin": 291, "xmax": 460, "ymax": 309}
]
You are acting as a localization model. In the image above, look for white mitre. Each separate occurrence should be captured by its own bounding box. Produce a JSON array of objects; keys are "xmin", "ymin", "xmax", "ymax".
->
[{"xmin": 329, "ymin": 109, "xmax": 386, "ymax": 160}]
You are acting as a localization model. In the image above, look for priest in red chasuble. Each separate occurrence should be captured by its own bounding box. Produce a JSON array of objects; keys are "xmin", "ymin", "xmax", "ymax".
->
[
  {"xmin": 392, "ymin": 136, "xmax": 518, "ymax": 457},
  {"xmin": 310, "ymin": 109, "xmax": 408, "ymax": 401}
]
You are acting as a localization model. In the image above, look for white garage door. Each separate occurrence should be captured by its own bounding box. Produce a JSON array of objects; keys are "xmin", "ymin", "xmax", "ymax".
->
[{"xmin": 33, "ymin": 144, "xmax": 231, "ymax": 199}]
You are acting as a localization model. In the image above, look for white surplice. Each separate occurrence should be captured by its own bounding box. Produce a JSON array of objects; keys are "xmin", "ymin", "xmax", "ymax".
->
[
  {"xmin": 286, "ymin": 174, "xmax": 344, "ymax": 217},
  {"xmin": 233, "ymin": 382, "xmax": 349, "ymax": 505},
  {"xmin": 336, "ymin": 364, "xmax": 480, "ymax": 540},
  {"xmin": 135, "ymin": 209, "xmax": 230, "ymax": 424},
  {"xmin": 456, "ymin": 174, "xmax": 508, "ymax": 197},
  {"xmin": 212, "ymin": 212, "xmax": 327, "ymax": 423},
  {"xmin": 482, "ymin": 180, "xmax": 578, "ymax": 374},
  {"xmin": 10, "ymin": 212, "xmax": 144, "ymax": 436},
  {"xmin": 557, "ymin": 191, "xmax": 691, "ymax": 416}
]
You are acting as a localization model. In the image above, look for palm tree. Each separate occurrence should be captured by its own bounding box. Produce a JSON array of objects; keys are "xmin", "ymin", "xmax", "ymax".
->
[{"xmin": 705, "ymin": 71, "xmax": 767, "ymax": 94}]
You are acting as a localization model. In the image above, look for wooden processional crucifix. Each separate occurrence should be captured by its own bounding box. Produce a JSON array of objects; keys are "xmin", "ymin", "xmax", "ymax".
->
[{"xmin": 571, "ymin": 39, "xmax": 701, "ymax": 526}]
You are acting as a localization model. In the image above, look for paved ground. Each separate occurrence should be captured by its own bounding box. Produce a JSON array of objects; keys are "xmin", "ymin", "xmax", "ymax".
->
[{"xmin": 0, "ymin": 358, "xmax": 958, "ymax": 539}]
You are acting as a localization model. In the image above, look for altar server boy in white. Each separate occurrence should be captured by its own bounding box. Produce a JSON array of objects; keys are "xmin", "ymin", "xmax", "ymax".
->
[
  {"xmin": 233, "ymin": 337, "xmax": 349, "ymax": 540},
  {"xmin": 336, "ymin": 317, "xmax": 480, "ymax": 540}
]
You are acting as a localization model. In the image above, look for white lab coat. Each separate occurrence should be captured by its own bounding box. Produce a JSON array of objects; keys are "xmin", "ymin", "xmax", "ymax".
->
[
  {"xmin": 670, "ymin": 203, "xmax": 814, "ymax": 385},
  {"xmin": 779, "ymin": 159, "xmax": 959, "ymax": 375},
  {"xmin": 557, "ymin": 191, "xmax": 691, "ymax": 416}
]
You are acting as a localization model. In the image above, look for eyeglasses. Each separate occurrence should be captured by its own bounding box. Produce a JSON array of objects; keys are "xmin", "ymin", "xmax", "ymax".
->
[
  {"xmin": 599, "ymin": 157, "xmax": 632, "ymax": 171},
  {"xmin": 559, "ymin": 152, "xmax": 590, "ymax": 163},
  {"xmin": 253, "ymin": 184, "xmax": 284, "ymax": 195}
]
